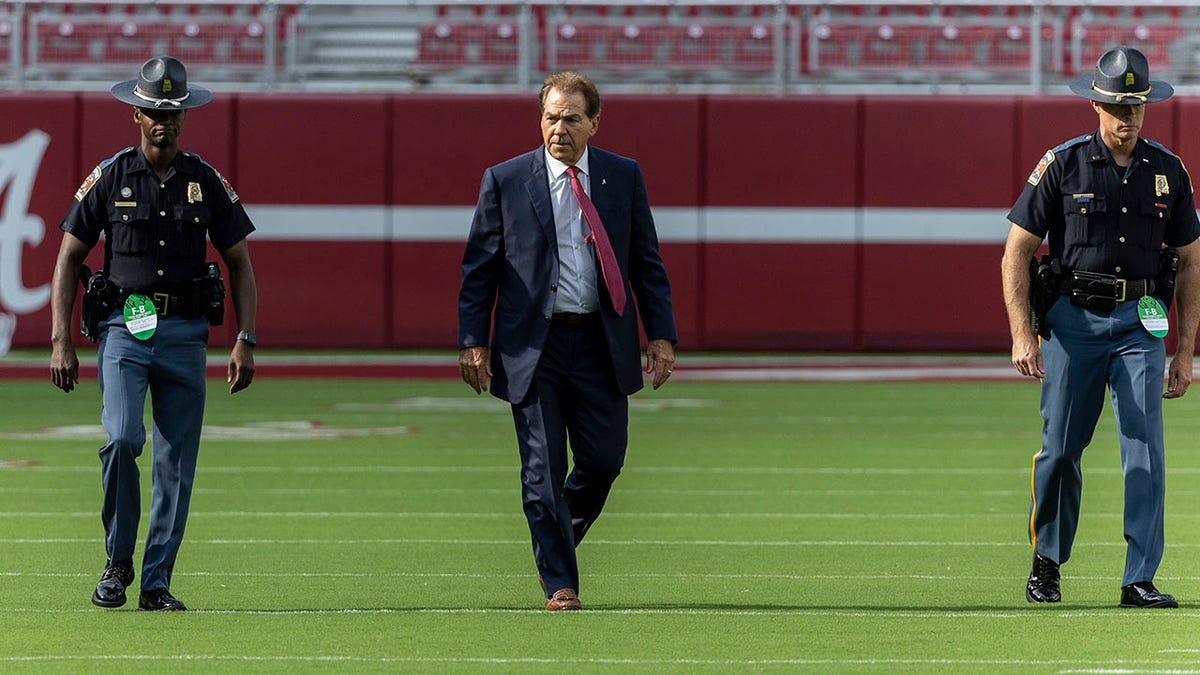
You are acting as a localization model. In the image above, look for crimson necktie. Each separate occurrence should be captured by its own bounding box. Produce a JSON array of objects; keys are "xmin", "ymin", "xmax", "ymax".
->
[{"xmin": 566, "ymin": 165, "xmax": 626, "ymax": 316}]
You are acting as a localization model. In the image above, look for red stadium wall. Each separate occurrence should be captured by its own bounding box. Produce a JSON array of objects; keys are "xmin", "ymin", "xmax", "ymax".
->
[{"xmin": 2, "ymin": 93, "xmax": 1193, "ymax": 352}]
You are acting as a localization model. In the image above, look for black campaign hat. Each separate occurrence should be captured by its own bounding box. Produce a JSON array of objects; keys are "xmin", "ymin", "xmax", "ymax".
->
[
  {"xmin": 110, "ymin": 55, "xmax": 212, "ymax": 110},
  {"xmin": 1069, "ymin": 46, "xmax": 1173, "ymax": 104}
]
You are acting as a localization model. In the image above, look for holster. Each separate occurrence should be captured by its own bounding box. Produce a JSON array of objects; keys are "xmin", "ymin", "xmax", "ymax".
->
[
  {"xmin": 1028, "ymin": 255, "xmax": 1061, "ymax": 339},
  {"xmin": 79, "ymin": 266, "xmax": 116, "ymax": 342},
  {"xmin": 1155, "ymin": 247, "xmax": 1180, "ymax": 311},
  {"xmin": 196, "ymin": 261, "xmax": 226, "ymax": 326}
]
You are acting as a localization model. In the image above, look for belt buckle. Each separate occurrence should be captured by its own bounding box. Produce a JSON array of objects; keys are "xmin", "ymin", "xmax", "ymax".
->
[
  {"xmin": 1115, "ymin": 279, "xmax": 1126, "ymax": 303},
  {"xmin": 152, "ymin": 292, "xmax": 170, "ymax": 316}
]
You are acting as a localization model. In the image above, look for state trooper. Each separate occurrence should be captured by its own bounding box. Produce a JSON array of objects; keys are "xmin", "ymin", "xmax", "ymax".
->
[
  {"xmin": 1002, "ymin": 46, "xmax": 1200, "ymax": 608},
  {"xmin": 49, "ymin": 55, "xmax": 259, "ymax": 611}
]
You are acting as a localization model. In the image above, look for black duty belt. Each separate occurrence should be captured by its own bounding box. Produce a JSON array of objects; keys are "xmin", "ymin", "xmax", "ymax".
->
[{"xmin": 119, "ymin": 289, "xmax": 200, "ymax": 318}]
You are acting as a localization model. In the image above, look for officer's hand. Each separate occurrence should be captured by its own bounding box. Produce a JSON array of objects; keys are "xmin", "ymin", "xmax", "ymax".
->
[
  {"xmin": 459, "ymin": 346, "xmax": 491, "ymax": 394},
  {"xmin": 50, "ymin": 343, "xmax": 80, "ymax": 394},
  {"xmin": 1165, "ymin": 351, "xmax": 1192, "ymax": 399},
  {"xmin": 228, "ymin": 341, "xmax": 255, "ymax": 394},
  {"xmin": 1011, "ymin": 333, "xmax": 1044, "ymax": 380},
  {"xmin": 645, "ymin": 339, "xmax": 675, "ymax": 390}
]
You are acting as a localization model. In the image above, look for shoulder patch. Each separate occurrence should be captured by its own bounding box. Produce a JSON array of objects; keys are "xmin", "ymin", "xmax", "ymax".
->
[
  {"xmin": 74, "ymin": 165, "xmax": 102, "ymax": 202},
  {"xmin": 1027, "ymin": 150, "xmax": 1055, "ymax": 187},
  {"xmin": 215, "ymin": 170, "xmax": 239, "ymax": 204}
]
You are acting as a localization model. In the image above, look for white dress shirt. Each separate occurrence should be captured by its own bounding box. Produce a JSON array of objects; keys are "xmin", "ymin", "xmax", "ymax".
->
[{"xmin": 545, "ymin": 147, "xmax": 600, "ymax": 314}]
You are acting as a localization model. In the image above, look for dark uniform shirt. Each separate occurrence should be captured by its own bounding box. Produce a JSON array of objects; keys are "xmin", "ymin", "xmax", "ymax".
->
[
  {"xmin": 61, "ymin": 148, "xmax": 254, "ymax": 292},
  {"xmin": 1009, "ymin": 131, "xmax": 1200, "ymax": 279}
]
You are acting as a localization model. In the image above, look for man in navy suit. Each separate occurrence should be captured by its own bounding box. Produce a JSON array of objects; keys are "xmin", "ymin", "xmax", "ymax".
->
[{"xmin": 458, "ymin": 71, "xmax": 677, "ymax": 611}]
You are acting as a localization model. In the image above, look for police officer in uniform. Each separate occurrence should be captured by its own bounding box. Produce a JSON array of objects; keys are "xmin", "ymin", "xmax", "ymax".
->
[
  {"xmin": 49, "ymin": 55, "xmax": 258, "ymax": 611},
  {"xmin": 1002, "ymin": 46, "xmax": 1200, "ymax": 608}
]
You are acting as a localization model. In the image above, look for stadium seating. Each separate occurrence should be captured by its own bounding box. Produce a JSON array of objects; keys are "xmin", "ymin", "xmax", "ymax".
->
[
  {"xmin": 806, "ymin": 15, "xmax": 1061, "ymax": 80},
  {"xmin": 807, "ymin": 23, "xmax": 924, "ymax": 74},
  {"xmin": 33, "ymin": 19, "xmax": 109, "ymax": 64},
  {"xmin": 0, "ymin": 15, "xmax": 11, "ymax": 76},
  {"xmin": 26, "ymin": 5, "xmax": 270, "ymax": 78},
  {"xmin": 549, "ymin": 23, "xmax": 665, "ymax": 72},
  {"xmin": 4, "ymin": 2, "xmax": 1200, "ymax": 90},
  {"xmin": 413, "ymin": 21, "xmax": 519, "ymax": 70},
  {"xmin": 667, "ymin": 23, "xmax": 778, "ymax": 72}
]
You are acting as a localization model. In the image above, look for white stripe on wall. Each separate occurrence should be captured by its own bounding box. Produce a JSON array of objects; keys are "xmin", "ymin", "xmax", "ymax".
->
[
  {"xmin": 243, "ymin": 205, "xmax": 388, "ymax": 240},
  {"xmin": 862, "ymin": 208, "xmax": 1012, "ymax": 244},
  {"xmin": 244, "ymin": 205, "xmax": 1016, "ymax": 245}
]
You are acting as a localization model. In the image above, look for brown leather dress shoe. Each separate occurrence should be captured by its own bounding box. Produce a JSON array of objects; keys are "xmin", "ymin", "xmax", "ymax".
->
[{"xmin": 545, "ymin": 588, "xmax": 581, "ymax": 611}]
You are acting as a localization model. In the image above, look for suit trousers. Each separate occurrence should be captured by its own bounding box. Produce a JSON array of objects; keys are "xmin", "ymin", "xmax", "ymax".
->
[
  {"xmin": 511, "ymin": 316, "xmax": 628, "ymax": 597},
  {"xmin": 96, "ymin": 309, "xmax": 209, "ymax": 592},
  {"xmin": 1031, "ymin": 296, "xmax": 1167, "ymax": 586}
]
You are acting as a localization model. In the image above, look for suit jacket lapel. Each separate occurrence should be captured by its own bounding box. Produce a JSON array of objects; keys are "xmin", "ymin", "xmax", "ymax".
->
[{"xmin": 523, "ymin": 150, "xmax": 556, "ymax": 247}]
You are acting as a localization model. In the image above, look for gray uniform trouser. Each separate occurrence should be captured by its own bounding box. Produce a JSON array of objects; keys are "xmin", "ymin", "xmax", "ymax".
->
[
  {"xmin": 1030, "ymin": 296, "xmax": 1167, "ymax": 586},
  {"xmin": 97, "ymin": 309, "xmax": 208, "ymax": 592}
]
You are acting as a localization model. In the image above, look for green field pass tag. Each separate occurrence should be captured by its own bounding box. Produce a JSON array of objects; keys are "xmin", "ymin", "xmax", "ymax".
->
[
  {"xmin": 1137, "ymin": 296, "xmax": 1169, "ymax": 339},
  {"xmin": 123, "ymin": 293, "xmax": 158, "ymax": 340}
]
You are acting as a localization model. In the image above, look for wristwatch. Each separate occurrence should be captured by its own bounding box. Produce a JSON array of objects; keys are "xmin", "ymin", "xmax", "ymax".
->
[{"xmin": 236, "ymin": 331, "xmax": 257, "ymax": 347}]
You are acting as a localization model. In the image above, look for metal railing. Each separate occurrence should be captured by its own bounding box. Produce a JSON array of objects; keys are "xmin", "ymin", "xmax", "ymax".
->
[{"xmin": 2, "ymin": 1, "xmax": 1199, "ymax": 95}]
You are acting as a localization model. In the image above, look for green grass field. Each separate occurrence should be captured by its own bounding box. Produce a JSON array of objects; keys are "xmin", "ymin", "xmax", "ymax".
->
[{"xmin": 3, "ymin": 373, "xmax": 1200, "ymax": 672}]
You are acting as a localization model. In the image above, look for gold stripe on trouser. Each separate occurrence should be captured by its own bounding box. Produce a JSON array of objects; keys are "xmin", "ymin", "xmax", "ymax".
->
[{"xmin": 1028, "ymin": 449, "xmax": 1042, "ymax": 548}]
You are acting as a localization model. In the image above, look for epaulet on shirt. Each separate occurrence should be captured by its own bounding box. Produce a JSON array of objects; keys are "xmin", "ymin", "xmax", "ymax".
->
[
  {"xmin": 179, "ymin": 150, "xmax": 205, "ymax": 167},
  {"xmin": 1051, "ymin": 134, "xmax": 1092, "ymax": 155},
  {"xmin": 73, "ymin": 147, "xmax": 136, "ymax": 202},
  {"xmin": 1142, "ymin": 138, "xmax": 1182, "ymax": 161}
]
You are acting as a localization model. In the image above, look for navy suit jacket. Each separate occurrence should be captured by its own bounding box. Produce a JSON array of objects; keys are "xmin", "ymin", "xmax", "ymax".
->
[{"xmin": 458, "ymin": 146, "xmax": 677, "ymax": 404}]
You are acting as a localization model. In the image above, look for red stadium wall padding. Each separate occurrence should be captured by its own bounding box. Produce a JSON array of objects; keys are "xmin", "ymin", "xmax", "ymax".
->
[
  {"xmin": 702, "ymin": 243, "xmax": 857, "ymax": 350},
  {"xmin": 859, "ymin": 243, "xmax": 1008, "ymax": 351},
  {"xmin": 5, "ymin": 93, "xmax": 1193, "ymax": 354},
  {"xmin": 236, "ymin": 95, "xmax": 390, "ymax": 205},
  {"xmin": 657, "ymin": 242, "xmax": 702, "ymax": 348},
  {"xmin": 601, "ymin": 96, "xmax": 704, "ymax": 207},
  {"xmin": 862, "ymin": 97, "xmax": 1017, "ymax": 209},
  {"xmin": 392, "ymin": 95, "xmax": 535, "ymax": 206},
  {"xmin": 1169, "ymin": 99, "xmax": 1200, "ymax": 174},
  {"xmin": 254, "ymin": 241, "xmax": 389, "ymax": 348},
  {"xmin": 390, "ymin": 241, "xmax": 463, "ymax": 348},
  {"xmin": 704, "ymin": 97, "xmax": 861, "ymax": 207}
]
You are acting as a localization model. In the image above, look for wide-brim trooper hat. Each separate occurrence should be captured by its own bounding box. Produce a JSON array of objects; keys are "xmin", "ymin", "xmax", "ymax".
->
[
  {"xmin": 1068, "ymin": 45, "xmax": 1173, "ymax": 104},
  {"xmin": 110, "ymin": 55, "xmax": 212, "ymax": 110}
]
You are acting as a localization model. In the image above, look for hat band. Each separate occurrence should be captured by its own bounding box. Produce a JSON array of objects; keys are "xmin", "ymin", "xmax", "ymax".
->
[
  {"xmin": 133, "ymin": 86, "xmax": 191, "ymax": 108},
  {"xmin": 1092, "ymin": 83, "xmax": 1150, "ymax": 104}
]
